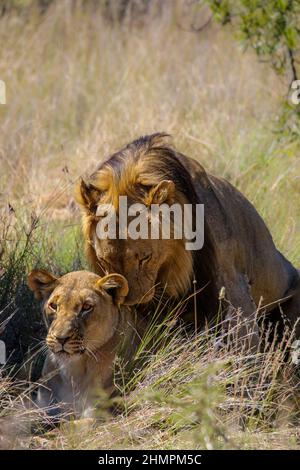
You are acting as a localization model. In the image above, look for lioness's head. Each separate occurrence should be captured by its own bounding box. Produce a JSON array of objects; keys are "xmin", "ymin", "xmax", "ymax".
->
[
  {"xmin": 28, "ymin": 270, "xmax": 128, "ymax": 358},
  {"xmin": 75, "ymin": 134, "xmax": 194, "ymax": 305}
]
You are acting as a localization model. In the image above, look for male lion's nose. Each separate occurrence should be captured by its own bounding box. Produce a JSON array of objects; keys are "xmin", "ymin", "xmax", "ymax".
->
[{"xmin": 55, "ymin": 334, "xmax": 72, "ymax": 346}]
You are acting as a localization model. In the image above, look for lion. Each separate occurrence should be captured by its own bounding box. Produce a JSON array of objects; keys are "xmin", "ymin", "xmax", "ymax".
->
[
  {"xmin": 28, "ymin": 269, "xmax": 131, "ymax": 419},
  {"xmin": 75, "ymin": 133, "xmax": 300, "ymax": 346}
]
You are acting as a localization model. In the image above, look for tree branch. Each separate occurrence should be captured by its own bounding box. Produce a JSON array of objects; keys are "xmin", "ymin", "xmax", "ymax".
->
[{"xmin": 288, "ymin": 47, "xmax": 298, "ymax": 87}]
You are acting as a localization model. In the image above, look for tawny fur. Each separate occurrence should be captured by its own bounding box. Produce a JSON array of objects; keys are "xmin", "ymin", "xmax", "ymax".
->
[
  {"xmin": 28, "ymin": 269, "xmax": 133, "ymax": 418},
  {"xmin": 75, "ymin": 133, "xmax": 300, "ymax": 340}
]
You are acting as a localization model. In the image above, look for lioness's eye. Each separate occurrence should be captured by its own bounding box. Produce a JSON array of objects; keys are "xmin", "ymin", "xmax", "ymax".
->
[
  {"xmin": 81, "ymin": 303, "xmax": 93, "ymax": 315},
  {"xmin": 48, "ymin": 302, "xmax": 57, "ymax": 312}
]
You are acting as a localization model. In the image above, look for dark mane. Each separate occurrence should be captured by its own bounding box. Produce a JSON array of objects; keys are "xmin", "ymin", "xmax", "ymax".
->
[{"xmin": 96, "ymin": 133, "xmax": 219, "ymax": 324}]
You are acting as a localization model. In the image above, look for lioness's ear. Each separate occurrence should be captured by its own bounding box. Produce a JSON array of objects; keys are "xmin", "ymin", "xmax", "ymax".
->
[
  {"xmin": 75, "ymin": 178, "xmax": 101, "ymax": 214},
  {"xmin": 146, "ymin": 180, "xmax": 175, "ymax": 205},
  {"xmin": 28, "ymin": 270, "xmax": 58, "ymax": 300},
  {"xmin": 96, "ymin": 274, "xmax": 129, "ymax": 305}
]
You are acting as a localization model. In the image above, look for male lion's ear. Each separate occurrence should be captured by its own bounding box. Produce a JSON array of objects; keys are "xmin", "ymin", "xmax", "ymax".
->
[
  {"xmin": 75, "ymin": 178, "xmax": 101, "ymax": 214},
  {"xmin": 28, "ymin": 270, "xmax": 58, "ymax": 300},
  {"xmin": 96, "ymin": 274, "xmax": 129, "ymax": 305},
  {"xmin": 146, "ymin": 180, "xmax": 175, "ymax": 205}
]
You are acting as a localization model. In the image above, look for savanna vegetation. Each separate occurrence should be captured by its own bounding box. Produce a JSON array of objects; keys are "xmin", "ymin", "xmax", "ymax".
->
[{"xmin": 0, "ymin": 0, "xmax": 300, "ymax": 450}]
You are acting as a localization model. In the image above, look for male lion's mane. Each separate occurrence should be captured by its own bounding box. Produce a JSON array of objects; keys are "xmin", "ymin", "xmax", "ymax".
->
[{"xmin": 76, "ymin": 133, "xmax": 219, "ymax": 323}]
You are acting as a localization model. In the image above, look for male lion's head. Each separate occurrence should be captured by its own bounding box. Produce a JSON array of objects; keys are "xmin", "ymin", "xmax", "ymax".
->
[
  {"xmin": 75, "ymin": 134, "xmax": 196, "ymax": 305},
  {"xmin": 28, "ymin": 270, "xmax": 128, "ymax": 359}
]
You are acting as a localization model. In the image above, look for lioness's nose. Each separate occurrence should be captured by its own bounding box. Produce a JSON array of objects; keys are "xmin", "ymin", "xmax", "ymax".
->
[{"xmin": 55, "ymin": 334, "xmax": 72, "ymax": 345}]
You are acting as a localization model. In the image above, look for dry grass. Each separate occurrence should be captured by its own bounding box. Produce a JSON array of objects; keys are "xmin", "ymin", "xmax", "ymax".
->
[
  {"xmin": 2, "ymin": 315, "xmax": 300, "ymax": 450},
  {"xmin": 0, "ymin": 0, "xmax": 300, "ymax": 450}
]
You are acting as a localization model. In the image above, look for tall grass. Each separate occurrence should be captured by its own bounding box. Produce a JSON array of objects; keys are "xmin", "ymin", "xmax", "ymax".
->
[
  {"xmin": 1, "ymin": 305, "xmax": 299, "ymax": 450},
  {"xmin": 0, "ymin": 1, "xmax": 299, "ymax": 450}
]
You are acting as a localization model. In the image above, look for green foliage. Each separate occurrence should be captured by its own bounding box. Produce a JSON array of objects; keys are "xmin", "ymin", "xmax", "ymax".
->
[
  {"xmin": 208, "ymin": 0, "xmax": 300, "ymax": 137},
  {"xmin": 208, "ymin": 0, "xmax": 300, "ymax": 79},
  {"xmin": 143, "ymin": 366, "xmax": 226, "ymax": 449}
]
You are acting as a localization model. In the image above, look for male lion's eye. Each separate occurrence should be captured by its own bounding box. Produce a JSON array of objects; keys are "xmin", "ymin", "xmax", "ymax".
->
[{"xmin": 140, "ymin": 253, "xmax": 152, "ymax": 266}]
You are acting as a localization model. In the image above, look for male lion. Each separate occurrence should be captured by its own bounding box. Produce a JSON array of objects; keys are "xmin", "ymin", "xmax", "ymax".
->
[
  {"xmin": 28, "ymin": 269, "xmax": 130, "ymax": 418},
  {"xmin": 75, "ymin": 133, "xmax": 300, "ymax": 345}
]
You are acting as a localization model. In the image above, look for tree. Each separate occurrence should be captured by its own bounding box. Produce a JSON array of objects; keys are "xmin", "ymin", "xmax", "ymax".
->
[
  {"xmin": 206, "ymin": 0, "xmax": 300, "ymax": 137},
  {"xmin": 208, "ymin": 0, "xmax": 300, "ymax": 88}
]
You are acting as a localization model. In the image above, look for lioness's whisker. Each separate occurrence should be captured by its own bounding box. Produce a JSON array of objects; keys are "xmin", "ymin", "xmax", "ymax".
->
[{"xmin": 85, "ymin": 346, "xmax": 98, "ymax": 362}]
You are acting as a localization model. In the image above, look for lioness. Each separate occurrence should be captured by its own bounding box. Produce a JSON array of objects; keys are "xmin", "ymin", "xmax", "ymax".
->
[
  {"xmin": 28, "ymin": 269, "xmax": 129, "ymax": 418},
  {"xmin": 75, "ymin": 133, "xmax": 300, "ymax": 345}
]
